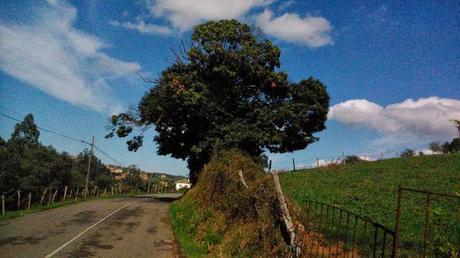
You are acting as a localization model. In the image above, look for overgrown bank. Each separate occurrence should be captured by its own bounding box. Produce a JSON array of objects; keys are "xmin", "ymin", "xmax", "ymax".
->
[{"xmin": 169, "ymin": 150, "xmax": 288, "ymax": 257}]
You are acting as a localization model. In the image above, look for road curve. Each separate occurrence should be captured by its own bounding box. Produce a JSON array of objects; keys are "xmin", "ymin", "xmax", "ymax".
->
[{"xmin": 0, "ymin": 196, "xmax": 177, "ymax": 258}]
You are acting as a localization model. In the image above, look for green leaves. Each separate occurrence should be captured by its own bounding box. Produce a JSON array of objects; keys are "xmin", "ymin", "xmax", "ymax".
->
[{"xmin": 109, "ymin": 20, "xmax": 330, "ymax": 183}]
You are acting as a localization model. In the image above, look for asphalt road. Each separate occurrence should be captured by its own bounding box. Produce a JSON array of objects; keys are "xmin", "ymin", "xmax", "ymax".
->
[{"xmin": 0, "ymin": 196, "xmax": 178, "ymax": 258}]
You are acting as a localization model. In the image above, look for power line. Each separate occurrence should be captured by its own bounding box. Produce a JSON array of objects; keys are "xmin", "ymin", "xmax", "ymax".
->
[
  {"xmin": 0, "ymin": 112, "xmax": 91, "ymax": 145},
  {"xmin": 93, "ymin": 145, "xmax": 124, "ymax": 167},
  {"xmin": 0, "ymin": 112, "xmax": 125, "ymax": 167}
]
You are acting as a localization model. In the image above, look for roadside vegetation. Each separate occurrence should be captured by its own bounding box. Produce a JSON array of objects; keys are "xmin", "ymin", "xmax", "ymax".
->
[
  {"xmin": 0, "ymin": 114, "xmax": 181, "ymax": 214},
  {"xmin": 0, "ymin": 191, "xmax": 139, "ymax": 222},
  {"xmin": 170, "ymin": 150, "xmax": 288, "ymax": 257},
  {"xmin": 280, "ymin": 153, "xmax": 460, "ymax": 256}
]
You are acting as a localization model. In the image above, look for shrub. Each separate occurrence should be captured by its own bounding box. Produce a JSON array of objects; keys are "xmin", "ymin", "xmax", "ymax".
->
[{"xmin": 171, "ymin": 149, "xmax": 288, "ymax": 257}]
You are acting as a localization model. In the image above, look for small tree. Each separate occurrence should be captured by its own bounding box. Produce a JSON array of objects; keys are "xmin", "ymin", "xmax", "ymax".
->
[
  {"xmin": 10, "ymin": 114, "xmax": 40, "ymax": 146},
  {"xmin": 400, "ymin": 148, "xmax": 415, "ymax": 158},
  {"xmin": 344, "ymin": 155, "xmax": 363, "ymax": 164},
  {"xmin": 450, "ymin": 119, "xmax": 460, "ymax": 138},
  {"xmin": 448, "ymin": 138, "xmax": 460, "ymax": 153},
  {"xmin": 428, "ymin": 141, "xmax": 443, "ymax": 153}
]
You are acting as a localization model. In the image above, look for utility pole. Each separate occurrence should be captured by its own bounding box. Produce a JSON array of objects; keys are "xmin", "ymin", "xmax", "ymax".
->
[{"xmin": 85, "ymin": 136, "xmax": 95, "ymax": 197}]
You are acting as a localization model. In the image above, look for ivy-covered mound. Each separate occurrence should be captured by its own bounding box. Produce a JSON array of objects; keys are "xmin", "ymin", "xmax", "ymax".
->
[{"xmin": 170, "ymin": 150, "xmax": 287, "ymax": 257}]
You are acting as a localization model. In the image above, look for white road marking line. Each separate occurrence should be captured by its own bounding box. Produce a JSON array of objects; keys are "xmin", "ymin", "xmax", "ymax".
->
[{"xmin": 45, "ymin": 200, "xmax": 142, "ymax": 258}]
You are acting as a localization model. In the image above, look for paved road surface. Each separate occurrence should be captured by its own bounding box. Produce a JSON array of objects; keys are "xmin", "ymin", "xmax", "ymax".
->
[{"xmin": 0, "ymin": 196, "xmax": 178, "ymax": 258}]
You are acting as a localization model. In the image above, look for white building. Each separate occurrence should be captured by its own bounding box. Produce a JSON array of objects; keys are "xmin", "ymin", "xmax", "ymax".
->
[{"xmin": 175, "ymin": 179, "xmax": 192, "ymax": 191}]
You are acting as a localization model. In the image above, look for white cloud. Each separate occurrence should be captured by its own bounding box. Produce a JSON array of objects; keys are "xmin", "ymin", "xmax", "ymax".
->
[
  {"xmin": 0, "ymin": 1, "xmax": 141, "ymax": 114},
  {"xmin": 149, "ymin": 0, "xmax": 271, "ymax": 31},
  {"xmin": 255, "ymin": 9, "xmax": 333, "ymax": 47},
  {"xmin": 109, "ymin": 20, "xmax": 173, "ymax": 35},
  {"xmin": 111, "ymin": 1, "xmax": 333, "ymax": 48},
  {"xmin": 329, "ymin": 97, "xmax": 460, "ymax": 139}
]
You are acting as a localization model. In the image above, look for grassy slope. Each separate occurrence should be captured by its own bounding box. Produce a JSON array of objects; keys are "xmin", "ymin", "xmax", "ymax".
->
[
  {"xmin": 280, "ymin": 153, "xmax": 460, "ymax": 254},
  {"xmin": 169, "ymin": 195, "xmax": 210, "ymax": 258}
]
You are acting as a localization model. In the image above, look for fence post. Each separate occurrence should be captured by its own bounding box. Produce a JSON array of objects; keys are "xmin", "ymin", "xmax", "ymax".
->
[
  {"xmin": 51, "ymin": 189, "xmax": 58, "ymax": 204},
  {"xmin": 393, "ymin": 185, "xmax": 403, "ymax": 258},
  {"xmin": 48, "ymin": 187, "xmax": 52, "ymax": 206},
  {"xmin": 292, "ymin": 158, "xmax": 296, "ymax": 171},
  {"xmin": 75, "ymin": 188, "xmax": 80, "ymax": 201},
  {"xmin": 423, "ymin": 194, "xmax": 432, "ymax": 258},
  {"xmin": 63, "ymin": 186, "xmax": 68, "ymax": 202},
  {"xmin": 316, "ymin": 157, "xmax": 320, "ymax": 169},
  {"xmin": 39, "ymin": 187, "xmax": 48, "ymax": 206},
  {"xmin": 17, "ymin": 190, "xmax": 21, "ymax": 210},
  {"xmin": 27, "ymin": 192, "xmax": 32, "ymax": 210},
  {"xmin": 2, "ymin": 194, "xmax": 5, "ymax": 216}
]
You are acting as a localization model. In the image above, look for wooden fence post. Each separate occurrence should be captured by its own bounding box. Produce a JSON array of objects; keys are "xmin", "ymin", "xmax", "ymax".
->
[
  {"xmin": 63, "ymin": 186, "xmax": 68, "ymax": 202},
  {"xmin": 111, "ymin": 186, "xmax": 114, "ymax": 196},
  {"xmin": 27, "ymin": 192, "xmax": 32, "ymax": 210},
  {"xmin": 75, "ymin": 188, "xmax": 80, "ymax": 201},
  {"xmin": 393, "ymin": 186, "xmax": 403, "ymax": 258},
  {"xmin": 2, "ymin": 195, "xmax": 5, "ymax": 216},
  {"xmin": 47, "ymin": 187, "xmax": 52, "ymax": 206},
  {"xmin": 17, "ymin": 190, "xmax": 21, "ymax": 210},
  {"xmin": 273, "ymin": 172, "xmax": 297, "ymax": 253},
  {"xmin": 51, "ymin": 189, "xmax": 58, "ymax": 204},
  {"xmin": 40, "ymin": 187, "xmax": 48, "ymax": 206}
]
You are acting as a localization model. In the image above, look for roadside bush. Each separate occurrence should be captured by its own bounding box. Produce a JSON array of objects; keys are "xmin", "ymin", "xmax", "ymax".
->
[{"xmin": 170, "ymin": 149, "xmax": 288, "ymax": 257}]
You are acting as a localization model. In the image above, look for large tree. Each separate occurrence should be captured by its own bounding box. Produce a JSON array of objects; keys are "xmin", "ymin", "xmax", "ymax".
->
[{"xmin": 108, "ymin": 20, "xmax": 330, "ymax": 183}]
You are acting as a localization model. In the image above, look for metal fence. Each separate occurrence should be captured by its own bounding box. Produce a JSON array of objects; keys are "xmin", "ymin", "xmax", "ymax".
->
[
  {"xmin": 296, "ymin": 200, "xmax": 395, "ymax": 257},
  {"xmin": 394, "ymin": 186, "xmax": 460, "ymax": 258}
]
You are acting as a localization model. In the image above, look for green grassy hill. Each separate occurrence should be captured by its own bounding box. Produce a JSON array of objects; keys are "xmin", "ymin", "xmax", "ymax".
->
[{"xmin": 280, "ymin": 153, "xmax": 460, "ymax": 256}]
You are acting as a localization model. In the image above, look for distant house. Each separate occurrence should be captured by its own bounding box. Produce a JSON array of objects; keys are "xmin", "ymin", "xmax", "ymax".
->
[{"xmin": 175, "ymin": 179, "xmax": 191, "ymax": 191}]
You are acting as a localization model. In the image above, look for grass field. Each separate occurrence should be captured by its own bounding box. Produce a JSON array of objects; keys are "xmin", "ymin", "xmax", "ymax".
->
[{"xmin": 280, "ymin": 153, "xmax": 460, "ymax": 257}]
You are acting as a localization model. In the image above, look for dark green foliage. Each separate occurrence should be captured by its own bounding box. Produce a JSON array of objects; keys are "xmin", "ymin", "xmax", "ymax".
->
[
  {"xmin": 428, "ymin": 141, "xmax": 443, "ymax": 153},
  {"xmin": 122, "ymin": 165, "xmax": 145, "ymax": 191},
  {"xmin": 344, "ymin": 155, "xmax": 363, "ymax": 164},
  {"xmin": 400, "ymin": 148, "xmax": 415, "ymax": 157},
  {"xmin": 107, "ymin": 20, "xmax": 329, "ymax": 184},
  {"xmin": 0, "ymin": 114, "xmax": 115, "ymax": 209},
  {"xmin": 10, "ymin": 114, "xmax": 40, "ymax": 146},
  {"xmin": 447, "ymin": 138, "xmax": 460, "ymax": 153}
]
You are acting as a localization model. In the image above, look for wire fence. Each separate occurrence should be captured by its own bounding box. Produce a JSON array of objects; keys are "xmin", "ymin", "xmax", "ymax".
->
[
  {"xmin": 268, "ymin": 143, "xmax": 434, "ymax": 173},
  {"xmin": 1, "ymin": 183, "xmax": 179, "ymax": 216}
]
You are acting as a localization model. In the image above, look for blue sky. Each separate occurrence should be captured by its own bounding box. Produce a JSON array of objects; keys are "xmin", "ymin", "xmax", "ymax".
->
[{"xmin": 1, "ymin": 0, "xmax": 459, "ymax": 175}]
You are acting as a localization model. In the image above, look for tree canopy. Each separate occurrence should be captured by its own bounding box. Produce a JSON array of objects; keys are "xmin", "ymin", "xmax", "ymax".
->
[{"xmin": 108, "ymin": 20, "xmax": 330, "ymax": 183}]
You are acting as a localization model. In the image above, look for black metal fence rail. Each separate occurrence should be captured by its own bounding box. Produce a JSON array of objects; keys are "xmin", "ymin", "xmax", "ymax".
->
[
  {"xmin": 297, "ymin": 200, "xmax": 396, "ymax": 257},
  {"xmin": 394, "ymin": 186, "xmax": 460, "ymax": 258}
]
